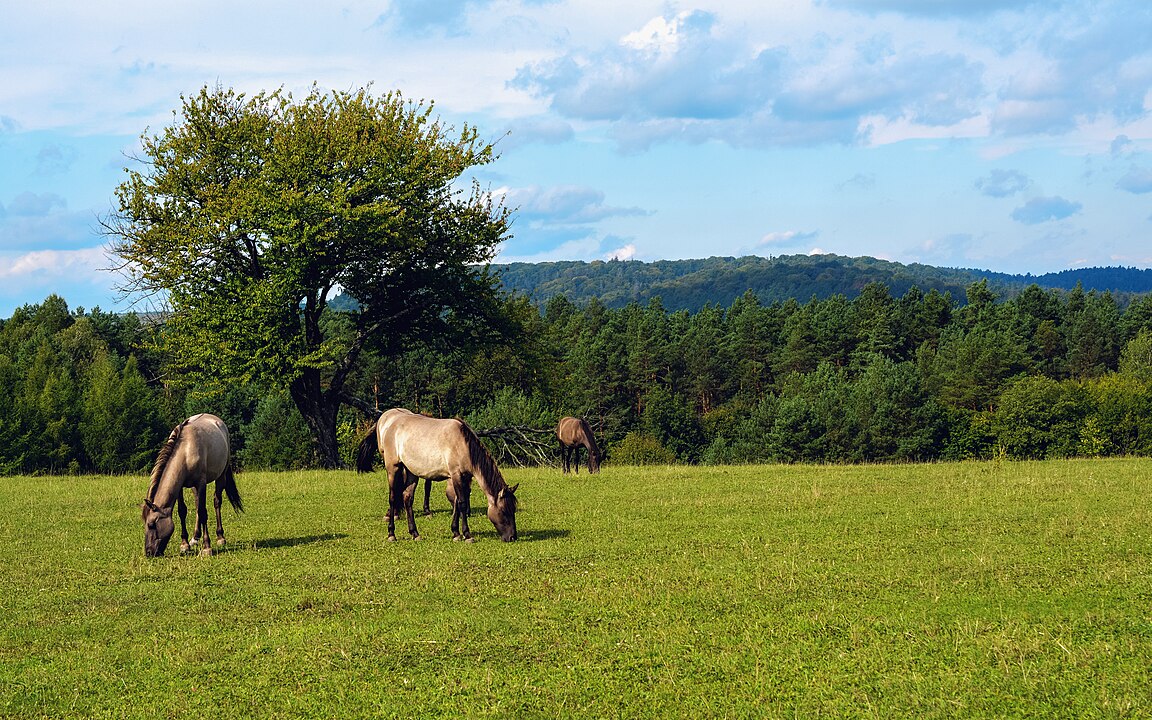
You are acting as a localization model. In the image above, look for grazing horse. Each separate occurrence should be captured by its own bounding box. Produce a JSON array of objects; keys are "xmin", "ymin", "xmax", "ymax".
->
[
  {"xmin": 356, "ymin": 408, "xmax": 519, "ymax": 542},
  {"xmin": 141, "ymin": 413, "xmax": 243, "ymax": 557},
  {"xmin": 557, "ymin": 416, "xmax": 602, "ymax": 474}
]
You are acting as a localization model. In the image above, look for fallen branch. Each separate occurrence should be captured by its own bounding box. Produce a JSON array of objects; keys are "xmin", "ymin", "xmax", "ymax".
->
[{"xmin": 474, "ymin": 425, "xmax": 557, "ymax": 468}]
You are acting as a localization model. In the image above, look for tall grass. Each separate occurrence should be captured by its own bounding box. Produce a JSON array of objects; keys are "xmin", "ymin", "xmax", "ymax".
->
[{"xmin": 1, "ymin": 460, "xmax": 1150, "ymax": 718}]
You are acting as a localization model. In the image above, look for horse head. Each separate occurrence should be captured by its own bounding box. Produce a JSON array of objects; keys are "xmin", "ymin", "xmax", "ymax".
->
[
  {"xmin": 488, "ymin": 483, "xmax": 519, "ymax": 542},
  {"xmin": 141, "ymin": 498, "xmax": 175, "ymax": 557},
  {"xmin": 588, "ymin": 447, "xmax": 603, "ymax": 473}
]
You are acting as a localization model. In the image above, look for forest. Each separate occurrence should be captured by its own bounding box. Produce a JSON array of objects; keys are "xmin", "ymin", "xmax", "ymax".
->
[
  {"xmin": 5, "ymin": 264, "xmax": 1152, "ymax": 475},
  {"xmin": 491, "ymin": 253, "xmax": 1152, "ymax": 311}
]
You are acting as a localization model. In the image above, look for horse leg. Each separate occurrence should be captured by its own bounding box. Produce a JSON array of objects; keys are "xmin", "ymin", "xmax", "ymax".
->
[
  {"xmin": 574, "ymin": 446, "xmax": 581, "ymax": 474},
  {"xmin": 403, "ymin": 470, "xmax": 420, "ymax": 541},
  {"xmin": 195, "ymin": 484, "xmax": 212, "ymax": 557},
  {"xmin": 422, "ymin": 477, "xmax": 433, "ymax": 516},
  {"xmin": 446, "ymin": 481, "xmax": 460, "ymax": 539},
  {"xmin": 560, "ymin": 443, "xmax": 569, "ymax": 473},
  {"xmin": 213, "ymin": 481, "xmax": 226, "ymax": 549},
  {"xmin": 177, "ymin": 491, "xmax": 191, "ymax": 554},
  {"xmin": 402, "ymin": 479, "xmax": 417, "ymax": 519},
  {"xmin": 455, "ymin": 475, "xmax": 474, "ymax": 543},
  {"xmin": 386, "ymin": 466, "xmax": 403, "ymax": 542}
]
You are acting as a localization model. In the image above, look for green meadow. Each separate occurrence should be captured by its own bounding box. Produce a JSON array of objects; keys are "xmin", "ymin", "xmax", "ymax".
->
[{"xmin": 1, "ymin": 460, "xmax": 1150, "ymax": 718}]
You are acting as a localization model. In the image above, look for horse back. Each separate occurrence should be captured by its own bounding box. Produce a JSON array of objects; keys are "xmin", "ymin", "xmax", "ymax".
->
[
  {"xmin": 381, "ymin": 412, "xmax": 468, "ymax": 481},
  {"xmin": 175, "ymin": 413, "xmax": 231, "ymax": 484},
  {"xmin": 558, "ymin": 416, "xmax": 590, "ymax": 446}
]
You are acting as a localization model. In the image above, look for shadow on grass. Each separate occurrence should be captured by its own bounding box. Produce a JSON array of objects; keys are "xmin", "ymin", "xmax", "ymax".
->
[
  {"xmin": 252, "ymin": 533, "xmax": 349, "ymax": 550},
  {"xmin": 428, "ymin": 527, "xmax": 570, "ymax": 543}
]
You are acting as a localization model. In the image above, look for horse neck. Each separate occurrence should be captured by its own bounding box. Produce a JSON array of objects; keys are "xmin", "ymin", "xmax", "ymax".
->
[
  {"xmin": 471, "ymin": 463, "xmax": 507, "ymax": 504},
  {"xmin": 153, "ymin": 458, "xmax": 190, "ymax": 509},
  {"xmin": 463, "ymin": 431, "xmax": 506, "ymax": 503},
  {"xmin": 581, "ymin": 423, "xmax": 601, "ymax": 456},
  {"xmin": 147, "ymin": 426, "xmax": 187, "ymax": 509}
]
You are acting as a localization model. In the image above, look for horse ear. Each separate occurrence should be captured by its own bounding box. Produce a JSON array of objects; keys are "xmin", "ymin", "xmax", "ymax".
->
[{"xmin": 508, "ymin": 483, "xmax": 519, "ymax": 494}]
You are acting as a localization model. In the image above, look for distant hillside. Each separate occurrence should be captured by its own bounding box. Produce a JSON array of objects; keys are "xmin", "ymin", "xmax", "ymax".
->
[{"xmin": 491, "ymin": 254, "xmax": 1152, "ymax": 311}]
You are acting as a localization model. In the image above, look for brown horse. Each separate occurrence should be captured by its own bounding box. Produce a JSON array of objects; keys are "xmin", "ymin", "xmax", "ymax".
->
[
  {"xmin": 557, "ymin": 416, "xmax": 602, "ymax": 473},
  {"xmin": 141, "ymin": 413, "xmax": 243, "ymax": 557},
  {"xmin": 356, "ymin": 408, "xmax": 519, "ymax": 542}
]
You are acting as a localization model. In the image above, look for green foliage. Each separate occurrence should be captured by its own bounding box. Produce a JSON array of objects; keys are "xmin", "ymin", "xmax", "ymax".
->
[
  {"xmin": 466, "ymin": 387, "xmax": 556, "ymax": 429},
  {"xmin": 81, "ymin": 353, "xmax": 166, "ymax": 473},
  {"xmin": 641, "ymin": 385, "xmax": 705, "ymax": 462},
  {"xmin": 0, "ymin": 296, "xmax": 168, "ymax": 474},
  {"xmin": 493, "ymin": 254, "xmax": 1152, "ymax": 312},
  {"xmin": 1119, "ymin": 328, "xmax": 1152, "ymax": 381},
  {"xmin": 7, "ymin": 266, "xmax": 1152, "ymax": 474},
  {"xmin": 464, "ymin": 388, "xmax": 559, "ymax": 467},
  {"xmin": 237, "ymin": 389, "xmax": 317, "ymax": 470},
  {"xmin": 107, "ymin": 84, "xmax": 511, "ymax": 466},
  {"xmin": 993, "ymin": 376, "xmax": 1084, "ymax": 459},
  {"xmin": 608, "ymin": 432, "xmax": 678, "ymax": 465}
]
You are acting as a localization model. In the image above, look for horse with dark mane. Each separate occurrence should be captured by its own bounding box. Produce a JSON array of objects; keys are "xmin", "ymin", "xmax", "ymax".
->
[
  {"xmin": 557, "ymin": 416, "xmax": 602, "ymax": 474},
  {"xmin": 141, "ymin": 413, "xmax": 243, "ymax": 557},
  {"xmin": 356, "ymin": 408, "xmax": 519, "ymax": 542}
]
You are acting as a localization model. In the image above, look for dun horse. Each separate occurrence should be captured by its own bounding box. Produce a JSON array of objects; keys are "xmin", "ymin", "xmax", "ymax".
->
[
  {"xmin": 141, "ymin": 413, "xmax": 243, "ymax": 557},
  {"xmin": 356, "ymin": 408, "xmax": 519, "ymax": 542},
  {"xmin": 557, "ymin": 416, "xmax": 602, "ymax": 473}
]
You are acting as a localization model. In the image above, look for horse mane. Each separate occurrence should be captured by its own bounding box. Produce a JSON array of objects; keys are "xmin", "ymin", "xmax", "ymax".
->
[
  {"xmin": 580, "ymin": 418, "xmax": 602, "ymax": 457},
  {"xmin": 459, "ymin": 421, "xmax": 515, "ymax": 506},
  {"xmin": 146, "ymin": 420, "xmax": 187, "ymax": 502}
]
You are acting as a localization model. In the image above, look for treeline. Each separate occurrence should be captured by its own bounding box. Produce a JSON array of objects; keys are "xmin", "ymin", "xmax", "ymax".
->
[
  {"xmin": 0, "ymin": 296, "xmax": 320, "ymax": 474},
  {"xmin": 464, "ymin": 280, "xmax": 1152, "ymax": 465},
  {"xmin": 5, "ymin": 278, "xmax": 1152, "ymax": 474},
  {"xmin": 492, "ymin": 254, "xmax": 1152, "ymax": 312}
]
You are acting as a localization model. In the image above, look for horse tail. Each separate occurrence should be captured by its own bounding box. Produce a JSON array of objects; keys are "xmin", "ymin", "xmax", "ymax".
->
[
  {"xmin": 220, "ymin": 462, "xmax": 244, "ymax": 513},
  {"xmin": 146, "ymin": 420, "xmax": 187, "ymax": 502},
  {"xmin": 355, "ymin": 423, "xmax": 379, "ymax": 473}
]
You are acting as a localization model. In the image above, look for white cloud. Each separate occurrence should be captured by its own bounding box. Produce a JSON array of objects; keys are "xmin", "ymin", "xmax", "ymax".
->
[
  {"xmin": 1116, "ymin": 165, "xmax": 1152, "ymax": 194},
  {"xmin": 605, "ymin": 243, "xmax": 637, "ymax": 260},
  {"xmin": 975, "ymin": 169, "xmax": 1031, "ymax": 198},
  {"xmin": 0, "ymin": 246, "xmax": 107, "ymax": 279},
  {"xmin": 1010, "ymin": 196, "xmax": 1082, "ymax": 224},
  {"xmin": 504, "ymin": 184, "xmax": 648, "ymax": 225},
  {"xmin": 759, "ymin": 230, "xmax": 819, "ymax": 246}
]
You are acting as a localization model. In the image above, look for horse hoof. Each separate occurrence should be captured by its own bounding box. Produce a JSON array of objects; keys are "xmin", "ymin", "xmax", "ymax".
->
[
  {"xmin": 452, "ymin": 534, "xmax": 461, "ymax": 542},
  {"xmin": 215, "ymin": 537, "xmax": 226, "ymax": 548},
  {"xmin": 412, "ymin": 535, "xmax": 422, "ymax": 541},
  {"xmin": 465, "ymin": 537, "xmax": 475, "ymax": 544},
  {"xmin": 199, "ymin": 546, "xmax": 213, "ymax": 557},
  {"xmin": 179, "ymin": 542, "xmax": 191, "ymax": 555},
  {"xmin": 387, "ymin": 535, "xmax": 397, "ymax": 543}
]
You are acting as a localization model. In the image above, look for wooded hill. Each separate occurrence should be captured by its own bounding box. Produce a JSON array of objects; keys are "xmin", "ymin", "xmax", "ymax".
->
[{"xmin": 491, "ymin": 254, "xmax": 1152, "ymax": 311}]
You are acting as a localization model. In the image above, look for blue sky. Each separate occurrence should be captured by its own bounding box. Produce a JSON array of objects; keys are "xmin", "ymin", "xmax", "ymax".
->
[{"xmin": 2, "ymin": 0, "xmax": 1151, "ymax": 316}]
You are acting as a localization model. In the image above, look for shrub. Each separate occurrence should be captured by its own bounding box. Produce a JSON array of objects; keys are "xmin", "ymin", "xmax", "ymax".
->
[{"xmin": 608, "ymin": 432, "xmax": 678, "ymax": 465}]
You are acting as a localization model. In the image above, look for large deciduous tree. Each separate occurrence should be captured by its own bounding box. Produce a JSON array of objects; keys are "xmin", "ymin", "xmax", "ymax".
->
[{"xmin": 108, "ymin": 85, "xmax": 511, "ymax": 467}]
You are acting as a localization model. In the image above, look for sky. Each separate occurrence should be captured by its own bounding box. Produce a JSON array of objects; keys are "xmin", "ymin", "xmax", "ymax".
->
[{"xmin": 2, "ymin": 0, "xmax": 1151, "ymax": 317}]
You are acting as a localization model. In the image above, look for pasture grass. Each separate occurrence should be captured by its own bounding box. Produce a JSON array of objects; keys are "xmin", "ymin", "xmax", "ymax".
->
[{"xmin": 1, "ymin": 459, "xmax": 1151, "ymax": 718}]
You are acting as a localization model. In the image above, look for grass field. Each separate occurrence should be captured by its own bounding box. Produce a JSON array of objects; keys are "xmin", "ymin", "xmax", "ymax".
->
[{"xmin": 1, "ymin": 459, "xmax": 1150, "ymax": 718}]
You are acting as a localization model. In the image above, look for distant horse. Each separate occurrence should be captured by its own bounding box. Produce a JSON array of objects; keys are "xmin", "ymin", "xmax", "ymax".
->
[
  {"xmin": 557, "ymin": 416, "xmax": 602, "ymax": 474},
  {"xmin": 356, "ymin": 408, "xmax": 519, "ymax": 542},
  {"xmin": 141, "ymin": 413, "xmax": 243, "ymax": 557}
]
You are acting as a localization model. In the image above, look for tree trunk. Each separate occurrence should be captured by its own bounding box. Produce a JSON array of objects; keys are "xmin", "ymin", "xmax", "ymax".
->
[{"xmin": 289, "ymin": 370, "xmax": 343, "ymax": 469}]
